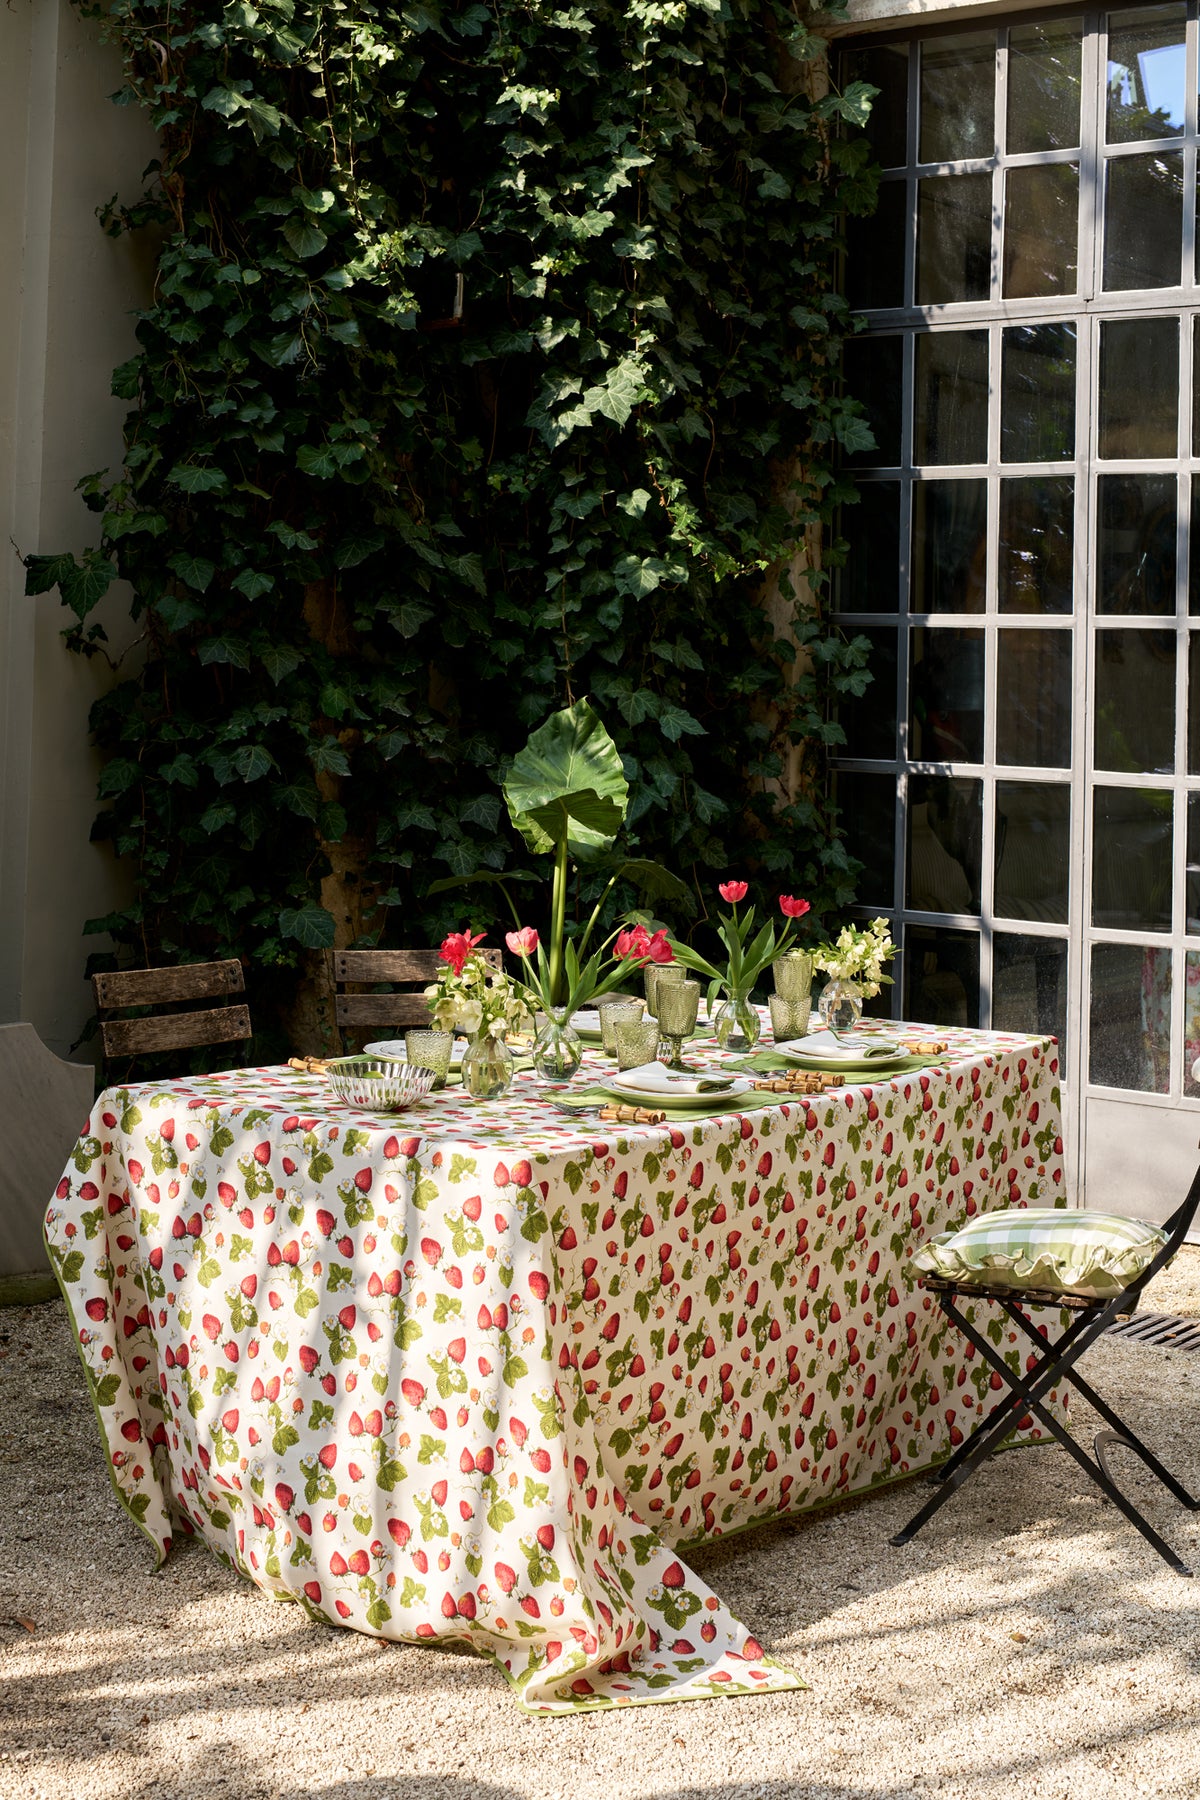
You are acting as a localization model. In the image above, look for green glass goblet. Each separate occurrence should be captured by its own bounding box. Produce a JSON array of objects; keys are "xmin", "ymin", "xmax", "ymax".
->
[
  {"xmin": 656, "ymin": 979, "xmax": 700, "ymax": 1070},
  {"xmin": 645, "ymin": 961, "xmax": 686, "ymax": 1019}
]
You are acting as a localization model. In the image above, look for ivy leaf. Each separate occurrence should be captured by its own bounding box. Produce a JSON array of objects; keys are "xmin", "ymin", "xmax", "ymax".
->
[
  {"xmin": 297, "ymin": 445, "xmax": 336, "ymax": 479},
  {"xmin": 198, "ymin": 637, "xmax": 252, "ymax": 670},
  {"xmin": 311, "ymin": 738, "xmax": 351, "ymax": 777},
  {"xmin": 334, "ymin": 530, "xmax": 385, "ymax": 570},
  {"xmin": 232, "ymin": 569, "xmax": 275, "ymax": 600},
  {"xmin": 283, "ymin": 220, "xmax": 328, "ymax": 259},
  {"xmin": 168, "ymin": 552, "xmax": 216, "ymax": 593},
  {"xmin": 260, "ymin": 644, "xmax": 303, "ymax": 684},
  {"xmin": 279, "ymin": 904, "xmax": 335, "ymax": 948},
  {"xmin": 169, "ymin": 463, "xmax": 229, "ymax": 495},
  {"xmin": 232, "ymin": 744, "xmax": 276, "ymax": 781},
  {"xmin": 834, "ymin": 411, "xmax": 877, "ymax": 455}
]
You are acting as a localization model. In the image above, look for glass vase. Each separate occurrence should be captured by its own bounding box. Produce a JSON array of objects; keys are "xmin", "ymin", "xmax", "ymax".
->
[
  {"xmin": 712, "ymin": 984, "xmax": 761, "ymax": 1052},
  {"xmin": 531, "ymin": 1006, "xmax": 584, "ymax": 1088},
  {"xmin": 820, "ymin": 978, "xmax": 864, "ymax": 1032},
  {"xmin": 461, "ymin": 1031, "xmax": 515, "ymax": 1100}
]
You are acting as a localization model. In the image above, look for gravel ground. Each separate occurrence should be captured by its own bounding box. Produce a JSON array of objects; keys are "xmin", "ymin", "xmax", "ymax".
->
[{"xmin": 4, "ymin": 1255, "xmax": 1200, "ymax": 1800}]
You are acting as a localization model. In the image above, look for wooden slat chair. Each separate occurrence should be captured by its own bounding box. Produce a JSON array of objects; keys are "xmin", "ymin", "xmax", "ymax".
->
[
  {"xmin": 334, "ymin": 948, "xmax": 502, "ymax": 1045},
  {"xmin": 92, "ymin": 961, "xmax": 252, "ymax": 1067}
]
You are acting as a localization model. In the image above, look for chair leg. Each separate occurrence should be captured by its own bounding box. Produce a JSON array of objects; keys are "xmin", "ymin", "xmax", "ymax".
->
[
  {"xmin": 1003, "ymin": 1307, "xmax": 1200, "ymax": 1511},
  {"xmin": 891, "ymin": 1292, "xmax": 1198, "ymax": 1574}
]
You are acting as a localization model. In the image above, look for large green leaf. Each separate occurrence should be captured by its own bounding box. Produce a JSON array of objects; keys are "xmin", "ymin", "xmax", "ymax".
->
[{"xmin": 503, "ymin": 699, "xmax": 628, "ymax": 861}]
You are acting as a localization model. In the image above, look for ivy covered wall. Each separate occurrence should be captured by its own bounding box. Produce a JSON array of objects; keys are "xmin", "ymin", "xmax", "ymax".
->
[{"xmin": 27, "ymin": 0, "xmax": 877, "ymax": 1051}]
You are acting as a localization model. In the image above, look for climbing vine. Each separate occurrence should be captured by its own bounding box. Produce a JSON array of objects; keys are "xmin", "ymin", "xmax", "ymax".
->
[{"xmin": 27, "ymin": 0, "xmax": 878, "ymax": 1047}]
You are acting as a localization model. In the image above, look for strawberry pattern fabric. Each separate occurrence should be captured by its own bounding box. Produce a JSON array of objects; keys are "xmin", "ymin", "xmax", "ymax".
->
[{"xmin": 44, "ymin": 1023, "xmax": 1064, "ymax": 1713}]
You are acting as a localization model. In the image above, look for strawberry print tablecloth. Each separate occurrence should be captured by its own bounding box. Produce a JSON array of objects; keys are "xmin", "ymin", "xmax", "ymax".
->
[{"xmin": 44, "ymin": 1021, "xmax": 1064, "ymax": 1715}]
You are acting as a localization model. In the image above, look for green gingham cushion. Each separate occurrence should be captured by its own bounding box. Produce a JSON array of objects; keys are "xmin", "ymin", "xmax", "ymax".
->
[{"xmin": 913, "ymin": 1208, "xmax": 1169, "ymax": 1300}]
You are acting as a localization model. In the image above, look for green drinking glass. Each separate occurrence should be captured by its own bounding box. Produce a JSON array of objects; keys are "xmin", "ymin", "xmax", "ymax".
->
[
  {"xmin": 404, "ymin": 1028, "xmax": 454, "ymax": 1090},
  {"xmin": 598, "ymin": 996, "xmax": 644, "ymax": 1055}
]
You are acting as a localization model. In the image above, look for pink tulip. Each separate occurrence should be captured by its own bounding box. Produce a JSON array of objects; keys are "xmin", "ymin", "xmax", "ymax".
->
[
  {"xmin": 645, "ymin": 929, "xmax": 674, "ymax": 964},
  {"xmin": 505, "ymin": 927, "xmax": 539, "ymax": 957},
  {"xmin": 718, "ymin": 881, "xmax": 748, "ymax": 904},
  {"xmin": 439, "ymin": 929, "xmax": 485, "ymax": 975},
  {"xmin": 779, "ymin": 895, "xmax": 810, "ymax": 919}
]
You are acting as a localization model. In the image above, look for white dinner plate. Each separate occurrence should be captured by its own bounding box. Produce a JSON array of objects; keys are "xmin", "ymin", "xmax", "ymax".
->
[
  {"xmin": 364, "ymin": 1038, "xmax": 465, "ymax": 1065},
  {"xmin": 607, "ymin": 1069, "xmax": 756, "ymax": 1108}
]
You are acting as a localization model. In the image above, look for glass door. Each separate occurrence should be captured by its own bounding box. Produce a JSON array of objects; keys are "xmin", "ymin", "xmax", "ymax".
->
[{"xmin": 834, "ymin": 5, "xmax": 1200, "ymax": 1221}]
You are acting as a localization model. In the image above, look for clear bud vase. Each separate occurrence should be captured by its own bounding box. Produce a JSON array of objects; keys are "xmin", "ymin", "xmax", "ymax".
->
[
  {"xmin": 712, "ymin": 984, "xmax": 761, "ymax": 1052},
  {"xmin": 820, "ymin": 978, "xmax": 863, "ymax": 1031},
  {"xmin": 461, "ymin": 1031, "xmax": 515, "ymax": 1100},
  {"xmin": 531, "ymin": 1006, "xmax": 583, "ymax": 1088}
]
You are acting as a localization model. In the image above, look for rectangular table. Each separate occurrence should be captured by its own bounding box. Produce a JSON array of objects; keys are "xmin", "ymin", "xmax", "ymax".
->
[{"xmin": 45, "ymin": 1020, "xmax": 1065, "ymax": 1714}]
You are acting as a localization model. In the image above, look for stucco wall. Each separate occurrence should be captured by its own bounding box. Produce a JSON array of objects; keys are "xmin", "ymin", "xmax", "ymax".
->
[
  {"xmin": 829, "ymin": 0, "xmax": 1056, "ymax": 32},
  {"xmin": 0, "ymin": 0, "xmax": 156, "ymax": 1060}
]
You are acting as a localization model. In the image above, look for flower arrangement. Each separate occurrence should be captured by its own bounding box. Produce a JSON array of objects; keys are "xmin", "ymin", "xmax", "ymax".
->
[
  {"xmin": 504, "ymin": 920, "xmax": 654, "ymax": 1019},
  {"xmin": 814, "ymin": 918, "xmax": 897, "ymax": 996},
  {"xmin": 425, "ymin": 930, "xmax": 533, "ymax": 1039},
  {"xmin": 666, "ymin": 881, "xmax": 811, "ymax": 999}
]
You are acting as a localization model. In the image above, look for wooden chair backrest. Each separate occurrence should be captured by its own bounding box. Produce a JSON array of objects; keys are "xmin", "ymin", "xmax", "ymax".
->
[
  {"xmin": 334, "ymin": 948, "xmax": 502, "ymax": 1034},
  {"xmin": 92, "ymin": 960, "xmax": 251, "ymax": 1061}
]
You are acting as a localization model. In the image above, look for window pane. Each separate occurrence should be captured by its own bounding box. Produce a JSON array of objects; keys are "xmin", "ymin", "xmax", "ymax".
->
[
  {"xmin": 910, "ymin": 632, "xmax": 985, "ymax": 761},
  {"xmin": 1098, "ymin": 318, "xmax": 1179, "ymax": 458},
  {"xmin": 1007, "ymin": 19, "xmax": 1083, "ymax": 153},
  {"xmin": 996, "ymin": 632, "xmax": 1073, "ymax": 767},
  {"xmin": 1004, "ymin": 164, "xmax": 1079, "ymax": 297},
  {"xmin": 836, "ymin": 629, "xmax": 898, "ymax": 760},
  {"xmin": 1103, "ymin": 152, "xmax": 1183, "ymax": 290},
  {"xmin": 904, "ymin": 923, "xmax": 981, "ymax": 1026},
  {"xmin": 834, "ymin": 771, "xmax": 896, "ymax": 908},
  {"xmin": 843, "ymin": 336, "xmax": 904, "ymax": 467},
  {"xmin": 1191, "ymin": 477, "xmax": 1200, "ymax": 615},
  {"xmin": 919, "ymin": 33, "xmax": 995, "ymax": 163},
  {"xmin": 912, "ymin": 483, "xmax": 987, "ymax": 614},
  {"xmin": 1106, "ymin": 5, "xmax": 1187, "ymax": 144},
  {"xmin": 908, "ymin": 778, "xmax": 983, "ymax": 913},
  {"xmin": 999, "ymin": 479, "xmax": 1075, "ymax": 614},
  {"xmin": 994, "ymin": 933, "xmax": 1068, "ymax": 1064},
  {"xmin": 845, "ymin": 43, "xmax": 910, "ymax": 169},
  {"xmin": 1001, "ymin": 324, "xmax": 1076, "ymax": 463},
  {"xmin": 1092, "ymin": 788, "xmax": 1173, "ymax": 931},
  {"xmin": 917, "ymin": 174, "xmax": 992, "ymax": 304},
  {"xmin": 1187, "ymin": 796, "xmax": 1200, "ymax": 928},
  {"xmin": 1090, "ymin": 943, "xmax": 1171, "ymax": 1093},
  {"xmin": 914, "ymin": 332, "xmax": 988, "ymax": 465},
  {"xmin": 1183, "ymin": 949, "xmax": 1200, "ymax": 1096},
  {"xmin": 1094, "ymin": 629, "xmax": 1176, "ymax": 773},
  {"xmin": 847, "ymin": 183, "xmax": 907, "ymax": 311},
  {"xmin": 836, "ymin": 484, "xmax": 902, "ymax": 614},
  {"xmin": 1186, "ymin": 634, "xmax": 1200, "ymax": 770},
  {"xmin": 995, "ymin": 783, "xmax": 1070, "ymax": 923},
  {"xmin": 1096, "ymin": 474, "xmax": 1177, "ymax": 614}
]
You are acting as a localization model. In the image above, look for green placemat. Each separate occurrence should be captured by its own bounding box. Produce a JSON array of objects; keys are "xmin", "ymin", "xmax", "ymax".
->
[
  {"xmin": 551, "ymin": 1083, "xmax": 783, "ymax": 1121},
  {"xmin": 727, "ymin": 1050, "xmax": 945, "ymax": 1078}
]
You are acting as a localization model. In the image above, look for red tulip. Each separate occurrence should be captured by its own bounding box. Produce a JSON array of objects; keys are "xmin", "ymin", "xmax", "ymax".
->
[
  {"xmin": 439, "ymin": 929, "xmax": 486, "ymax": 976},
  {"xmin": 718, "ymin": 880, "xmax": 748, "ymax": 903},
  {"xmin": 779, "ymin": 895, "xmax": 810, "ymax": 919}
]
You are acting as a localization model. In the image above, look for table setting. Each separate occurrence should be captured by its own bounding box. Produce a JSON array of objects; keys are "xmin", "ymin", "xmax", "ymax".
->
[
  {"xmin": 43, "ymin": 702, "xmax": 1069, "ymax": 1715},
  {"xmin": 45, "ymin": 989, "xmax": 1066, "ymax": 1715}
]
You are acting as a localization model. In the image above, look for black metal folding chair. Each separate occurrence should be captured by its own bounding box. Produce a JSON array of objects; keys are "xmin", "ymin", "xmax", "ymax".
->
[{"xmin": 892, "ymin": 1163, "xmax": 1200, "ymax": 1575}]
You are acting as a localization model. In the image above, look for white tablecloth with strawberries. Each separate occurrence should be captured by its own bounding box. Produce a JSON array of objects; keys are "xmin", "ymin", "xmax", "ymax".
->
[{"xmin": 44, "ymin": 1021, "xmax": 1065, "ymax": 1714}]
